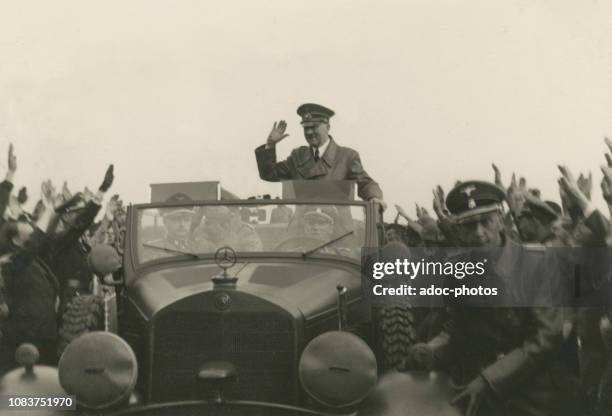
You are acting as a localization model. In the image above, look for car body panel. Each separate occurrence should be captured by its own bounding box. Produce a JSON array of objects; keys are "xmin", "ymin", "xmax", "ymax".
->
[{"xmin": 127, "ymin": 261, "xmax": 362, "ymax": 322}]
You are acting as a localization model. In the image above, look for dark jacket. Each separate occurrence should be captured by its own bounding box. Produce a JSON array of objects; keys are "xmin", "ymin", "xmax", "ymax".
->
[
  {"xmin": 0, "ymin": 180, "xmax": 13, "ymax": 222},
  {"xmin": 48, "ymin": 200, "xmax": 101, "ymax": 291},
  {"xmin": 428, "ymin": 242, "xmax": 577, "ymax": 415},
  {"xmin": 255, "ymin": 138, "xmax": 383, "ymax": 201},
  {"xmin": 0, "ymin": 180, "xmax": 14, "ymax": 248},
  {"xmin": 2, "ymin": 229, "xmax": 59, "ymax": 366}
]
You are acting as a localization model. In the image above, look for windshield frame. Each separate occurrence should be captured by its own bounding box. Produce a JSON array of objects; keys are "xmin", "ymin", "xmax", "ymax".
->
[{"xmin": 127, "ymin": 198, "xmax": 375, "ymax": 272}]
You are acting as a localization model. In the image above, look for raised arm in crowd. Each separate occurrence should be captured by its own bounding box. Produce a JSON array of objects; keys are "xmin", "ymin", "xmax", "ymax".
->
[
  {"xmin": 386, "ymin": 138, "xmax": 612, "ymax": 416},
  {"xmin": 0, "ymin": 145, "xmax": 123, "ymax": 371}
]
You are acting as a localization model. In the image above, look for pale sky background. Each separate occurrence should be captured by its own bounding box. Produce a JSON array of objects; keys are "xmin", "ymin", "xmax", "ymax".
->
[{"xmin": 1, "ymin": 0, "xmax": 612, "ymax": 219}]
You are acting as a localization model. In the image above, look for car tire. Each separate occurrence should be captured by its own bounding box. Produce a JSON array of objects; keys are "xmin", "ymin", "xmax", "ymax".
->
[
  {"xmin": 57, "ymin": 294, "xmax": 104, "ymax": 358},
  {"xmin": 376, "ymin": 305, "xmax": 418, "ymax": 372}
]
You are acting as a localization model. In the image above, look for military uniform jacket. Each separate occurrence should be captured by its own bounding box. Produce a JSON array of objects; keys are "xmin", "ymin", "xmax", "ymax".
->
[
  {"xmin": 0, "ymin": 180, "xmax": 13, "ymax": 232},
  {"xmin": 3, "ymin": 229, "xmax": 59, "ymax": 347},
  {"xmin": 255, "ymin": 138, "xmax": 383, "ymax": 201},
  {"xmin": 428, "ymin": 242, "xmax": 577, "ymax": 415},
  {"xmin": 49, "ymin": 200, "xmax": 101, "ymax": 290}
]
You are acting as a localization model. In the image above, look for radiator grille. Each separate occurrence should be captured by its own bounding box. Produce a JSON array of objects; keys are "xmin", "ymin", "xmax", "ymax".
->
[{"xmin": 151, "ymin": 310, "xmax": 295, "ymax": 403}]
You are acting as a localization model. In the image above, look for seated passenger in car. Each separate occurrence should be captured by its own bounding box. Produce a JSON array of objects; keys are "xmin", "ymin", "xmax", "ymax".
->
[
  {"xmin": 195, "ymin": 206, "xmax": 262, "ymax": 252},
  {"xmin": 142, "ymin": 193, "xmax": 213, "ymax": 260},
  {"xmin": 281, "ymin": 206, "xmax": 356, "ymax": 257}
]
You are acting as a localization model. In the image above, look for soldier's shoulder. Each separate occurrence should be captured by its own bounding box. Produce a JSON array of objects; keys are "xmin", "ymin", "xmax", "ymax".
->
[
  {"xmin": 521, "ymin": 243, "xmax": 547, "ymax": 252},
  {"xmin": 237, "ymin": 222, "xmax": 257, "ymax": 236},
  {"xmin": 332, "ymin": 141, "xmax": 359, "ymax": 158},
  {"xmin": 504, "ymin": 236, "xmax": 546, "ymax": 251}
]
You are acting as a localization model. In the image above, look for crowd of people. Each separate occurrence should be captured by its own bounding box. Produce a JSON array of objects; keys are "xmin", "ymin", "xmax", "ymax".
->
[
  {"xmin": 0, "ymin": 144, "xmax": 127, "ymax": 370},
  {"xmin": 257, "ymin": 101, "xmax": 612, "ymax": 415},
  {"xmin": 382, "ymin": 139, "xmax": 612, "ymax": 415},
  {"xmin": 0, "ymin": 100, "xmax": 611, "ymax": 416}
]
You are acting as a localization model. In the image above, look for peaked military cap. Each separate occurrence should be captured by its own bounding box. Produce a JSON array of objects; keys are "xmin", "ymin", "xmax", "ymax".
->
[
  {"xmin": 544, "ymin": 200, "xmax": 562, "ymax": 216},
  {"xmin": 520, "ymin": 198, "xmax": 559, "ymax": 222},
  {"xmin": 446, "ymin": 180, "xmax": 506, "ymax": 223},
  {"xmin": 303, "ymin": 205, "xmax": 338, "ymax": 223},
  {"xmin": 160, "ymin": 192, "xmax": 195, "ymax": 217},
  {"xmin": 297, "ymin": 103, "xmax": 335, "ymax": 126}
]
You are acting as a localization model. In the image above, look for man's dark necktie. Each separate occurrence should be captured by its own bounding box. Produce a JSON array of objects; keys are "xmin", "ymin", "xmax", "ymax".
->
[{"xmin": 313, "ymin": 147, "xmax": 320, "ymax": 162}]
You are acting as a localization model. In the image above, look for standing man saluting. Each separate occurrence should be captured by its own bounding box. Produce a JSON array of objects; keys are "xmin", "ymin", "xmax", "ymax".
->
[{"xmin": 255, "ymin": 103, "xmax": 385, "ymax": 209}]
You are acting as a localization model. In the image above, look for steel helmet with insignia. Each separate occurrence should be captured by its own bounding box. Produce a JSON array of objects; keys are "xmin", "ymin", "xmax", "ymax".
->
[
  {"xmin": 445, "ymin": 180, "xmax": 506, "ymax": 223},
  {"xmin": 297, "ymin": 103, "xmax": 335, "ymax": 127}
]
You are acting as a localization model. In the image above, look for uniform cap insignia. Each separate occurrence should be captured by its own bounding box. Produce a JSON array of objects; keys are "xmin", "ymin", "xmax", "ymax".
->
[{"xmin": 460, "ymin": 185, "xmax": 477, "ymax": 209}]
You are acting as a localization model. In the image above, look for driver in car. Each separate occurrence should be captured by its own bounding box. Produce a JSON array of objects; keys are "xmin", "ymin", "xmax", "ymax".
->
[
  {"xmin": 159, "ymin": 208, "xmax": 197, "ymax": 251},
  {"xmin": 143, "ymin": 193, "xmax": 212, "ymax": 260}
]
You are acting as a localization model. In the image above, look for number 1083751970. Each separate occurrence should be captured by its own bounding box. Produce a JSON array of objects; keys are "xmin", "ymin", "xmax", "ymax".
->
[{"xmin": 2, "ymin": 395, "xmax": 75, "ymax": 410}]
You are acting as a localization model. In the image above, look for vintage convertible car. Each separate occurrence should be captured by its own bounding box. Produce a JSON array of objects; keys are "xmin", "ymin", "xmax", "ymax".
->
[
  {"xmin": 121, "ymin": 183, "xmax": 379, "ymax": 405},
  {"xmin": 111, "ymin": 180, "xmax": 418, "ymax": 407}
]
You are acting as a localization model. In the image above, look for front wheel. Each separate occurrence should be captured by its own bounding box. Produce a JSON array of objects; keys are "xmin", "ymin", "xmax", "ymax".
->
[{"xmin": 376, "ymin": 305, "xmax": 418, "ymax": 372}]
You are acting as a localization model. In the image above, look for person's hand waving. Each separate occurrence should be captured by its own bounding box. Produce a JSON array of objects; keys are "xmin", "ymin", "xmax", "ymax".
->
[
  {"xmin": 394, "ymin": 204, "xmax": 412, "ymax": 221},
  {"xmin": 577, "ymin": 172, "xmax": 592, "ymax": 200},
  {"xmin": 601, "ymin": 138, "xmax": 612, "ymax": 205},
  {"xmin": 491, "ymin": 163, "xmax": 503, "ymax": 188},
  {"xmin": 99, "ymin": 164, "xmax": 114, "ymax": 192},
  {"xmin": 506, "ymin": 174, "xmax": 528, "ymax": 214},
  {"xmin": 432, "ymin": 185, "xmax": 451, "ymax": 222},
  {"xmin": 6, "ymin": 143, "xmax": 16, "ymax": 182},
  {"xmin": 41, "ymin": 180, "xmax": 56, "ymax": 209},
  {"xmin": 7, "ymin": 144, "xmax": 16, "ymax": 174},
  {"xmin": 558, "ymin": 165, "xmax": 593, "ymax": 217},
  {"xmin": 266, "ymin": 120, "xmax": 289, "ymax": 148},
  {"xmin": 105, "ymin": 194, "xmax": 120, "ymax": 220}
]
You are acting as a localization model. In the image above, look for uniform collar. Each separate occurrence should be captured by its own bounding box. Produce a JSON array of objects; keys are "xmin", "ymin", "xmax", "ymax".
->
[
  {"xmin": 313, "ymin": 137, "xmax": 331, "ymax": 159},
  {"xmin": 319, "ymin": 136, "xmax": 337, "ymax": 166},
  {"xmin": 304, "ymin": 137, "xmax": 338, "ymax": 179}
]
